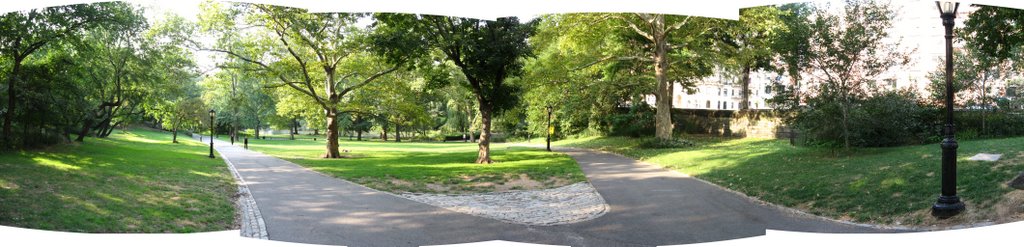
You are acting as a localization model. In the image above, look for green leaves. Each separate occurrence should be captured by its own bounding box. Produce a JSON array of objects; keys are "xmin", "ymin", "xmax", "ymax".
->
[
  {"xmin": 373, "ymin": 15, "xmax": 534, "ymax": 113},
  {"xmin": 963, "ymin": 6, "xmax": 1024, "ymax": 64}
]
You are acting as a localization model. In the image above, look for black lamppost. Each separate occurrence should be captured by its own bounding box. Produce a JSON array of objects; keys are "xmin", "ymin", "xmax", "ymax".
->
[
  {"xmin": 932, "ymin": 1, "xmax": 965, "ymax": 218},
  {"xmin": 546, "ymin": 105, "xmax": 553, "ymax": 152},
  {"xmin": 209, "ymin": 110, "xmax": 216, "ymax": 159}
]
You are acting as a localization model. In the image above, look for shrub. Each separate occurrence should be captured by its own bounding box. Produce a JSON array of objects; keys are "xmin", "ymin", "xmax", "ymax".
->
[
  {"xmin": 955, "ymin": 111, "xmax": 1024, "ymax": 138},
  {"xmin": 607, "ymin": 102, "xmax": 655, "ymax": 137},
  {"xmin": 794, "ymin": 90, "xmax": 936, "ymax": 147},
  {"xmin": 850, "ymin": 90, "xmax": 935, "ymax": 146}
]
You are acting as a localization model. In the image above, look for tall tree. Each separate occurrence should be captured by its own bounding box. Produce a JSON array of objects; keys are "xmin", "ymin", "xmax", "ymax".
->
[
  {"xmin": 555, "ymin": 13, "xmax": 721, "ymax": 140},
  {"xmin": 72, "ymin": 13, "xmax": 154, "ymax": 141},
  {"xmin": 722, "ymin": 6, "xmax": 785, "ymax": 110},
  {"xmin": 771, "ymin": 3, "xmax": 814, "ymax": 104},
  {"xmin": 199, "ymin": 3, "xmax": 398, "ymax": 158},
  {"xmin": 963, "ymin": 6, "xmax": 1024, "ymax": 65},
  {"xmin": 519, "ymin": 14, "xmax": 655, "ymax": 137},
  {"xmin": 0, "ymin": 2, "xmax": 138, "ymax": 147},
  {"xmin": 961, "ymin": 5, "xmax": 1024, "ymax": 135},
  {"xmin": 803, "ymin": 0, "xmax": 909, "ymax": 149},
  {"xmin": 926, "ymin": 47, "xmax": 1008, "ymax": 135},
  {"xmin": 373, "ymin": 15, "xmax": 533, "ymax": 163}
]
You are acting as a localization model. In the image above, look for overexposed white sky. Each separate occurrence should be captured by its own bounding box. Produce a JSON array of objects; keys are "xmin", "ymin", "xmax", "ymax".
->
[{"xmin": 131, "ymin": 0, "xmax": 538, "ymax": 75}]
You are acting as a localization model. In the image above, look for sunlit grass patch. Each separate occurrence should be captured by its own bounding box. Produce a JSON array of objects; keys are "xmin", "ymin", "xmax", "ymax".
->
[
  {"xmin": 556, "ymin": 135, "xmax": 1024, "ymax": 226},
  {"xmin": 0, "ymin": 129, "xmax": 236, "ymax": 233},
  {"xmin": 241, "ymin": 138, "xmax": 586, "ymax": 194}
]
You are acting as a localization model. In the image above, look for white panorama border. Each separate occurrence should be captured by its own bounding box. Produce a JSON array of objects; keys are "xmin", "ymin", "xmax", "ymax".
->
[{"xmin": 1, "ymin": 0, "xmax": 1024, "ymax": 247}]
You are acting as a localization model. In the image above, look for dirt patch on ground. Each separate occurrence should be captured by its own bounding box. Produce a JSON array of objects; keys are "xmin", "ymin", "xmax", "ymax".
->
[
  {"xmin": 994, "ymin": 190, "xmax": 1024, "ymax": 223},
  {"xmin": 991, "ymin": 152, "xmax": 1024, "ymax": 171},
  {"xmin": 389, "ymin": 179, "xmax": 413, "ymax": 187},
  {"xmin": 494, "ymin": 174, "xmax": 545, "ymax": 191},
  {"xmin": 888, "ymin": 189, "xmax": 1024, "ymax": 228}
]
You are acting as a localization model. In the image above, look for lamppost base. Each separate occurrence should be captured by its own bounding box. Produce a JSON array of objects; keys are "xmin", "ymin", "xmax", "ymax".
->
[{"xmin": 931, "ymin": 195, "xmax": 965, "ymax": 218}]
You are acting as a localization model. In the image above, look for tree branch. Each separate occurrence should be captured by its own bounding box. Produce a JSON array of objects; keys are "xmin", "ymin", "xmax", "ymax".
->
[{"xmin": 338, "ymin": 65, "xmax": 400, "ymax": 97}]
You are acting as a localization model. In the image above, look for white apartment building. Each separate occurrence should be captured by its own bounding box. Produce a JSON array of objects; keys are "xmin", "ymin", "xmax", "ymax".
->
[
  {"xmin": 645, "ymin": 1, "xmax": 1018, "ymax": 111},
  {"xmin": 644, "ymin": 69, "xmax": 782, "ymax": 110}
]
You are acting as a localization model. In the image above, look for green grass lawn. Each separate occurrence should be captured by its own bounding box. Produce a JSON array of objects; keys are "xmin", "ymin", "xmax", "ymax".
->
[
  {"xmin": 556, "ymin": 135, "xmax": 1024, "ymax": 226},
  {"xmin": 0, "ymin": 129, "xmax": 237, "ymax": 233},
  {"xmin": 240, "ymin": 138, "xmax": 586, "ymax": 194}
]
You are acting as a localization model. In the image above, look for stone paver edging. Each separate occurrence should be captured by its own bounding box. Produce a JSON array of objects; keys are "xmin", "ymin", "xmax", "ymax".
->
[
  {"xmin": 196, "ymin": 135, "xmax": 268, "ymax": 239},
  {"xmin": 399, "ymin": 182, "xmax": 609, "ymax": 226}
]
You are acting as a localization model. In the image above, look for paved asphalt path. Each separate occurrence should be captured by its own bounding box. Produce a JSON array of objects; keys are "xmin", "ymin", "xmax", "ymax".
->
[{"xmin": 202, "ymin": 136, "xmax": 891, "ymax": 246}]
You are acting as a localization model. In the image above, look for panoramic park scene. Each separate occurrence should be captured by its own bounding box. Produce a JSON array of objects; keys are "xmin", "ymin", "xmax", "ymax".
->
[{"xmin": 3, "ymin": 0, "xmax": 1024, "ymax": 246}]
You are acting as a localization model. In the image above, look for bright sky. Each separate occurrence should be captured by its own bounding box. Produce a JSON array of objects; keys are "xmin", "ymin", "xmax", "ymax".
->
[
  {"xmin": 106, "ymin": 0, "xmax": 1024, "ymax": 82},
  {"xmin": 129, "ymin": 0, "xmax": 545, "ymax": 76}
]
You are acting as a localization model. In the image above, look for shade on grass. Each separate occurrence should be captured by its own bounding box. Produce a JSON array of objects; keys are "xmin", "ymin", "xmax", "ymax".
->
[
  {"xmin": 0, "ymin": 129, "xmax": 236, "ymax": 233},
  {"xmin": 242, "ymin": 138, "xmax": 586, "ymax": 193},
  {"xmin": 557, "ymin": 136, "xmax": 1024, "ymax": 225}
]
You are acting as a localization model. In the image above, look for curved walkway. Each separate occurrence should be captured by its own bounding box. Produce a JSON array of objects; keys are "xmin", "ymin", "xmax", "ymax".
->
[{"xmin": 203, "ymin": 137, "xmax": 891, "ymax": 246}]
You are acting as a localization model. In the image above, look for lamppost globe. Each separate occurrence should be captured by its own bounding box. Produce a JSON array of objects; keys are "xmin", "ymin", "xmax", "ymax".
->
[
  {"xmin": 938, "ymin": 1, "xmax": 956, "ymax": 14},
  {"xmin": 932, "ymin": 0, "xmax": 965, "ymax": 218}
]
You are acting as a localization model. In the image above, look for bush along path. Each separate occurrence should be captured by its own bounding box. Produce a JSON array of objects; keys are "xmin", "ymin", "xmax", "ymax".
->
[{"xmin": 203, "ymin": 137, "xmax": 886, "ymax": 247}]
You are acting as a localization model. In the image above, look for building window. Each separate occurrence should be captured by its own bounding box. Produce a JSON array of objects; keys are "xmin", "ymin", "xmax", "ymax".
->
[
  {"xmin": 706, "ymin": 100, "xmax": 711, "ymax": 108},
  {"xmin": 765, "ymin": 85, "xmax": 771, "ymax": 94}
]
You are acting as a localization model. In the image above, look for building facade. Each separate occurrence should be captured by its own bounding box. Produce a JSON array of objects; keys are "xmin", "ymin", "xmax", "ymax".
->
[
  {"xmin": 646, "ymin": 1, "xmax": 1020, "ymax": 112},
  {"xmin": 643, "ymin": 68, "xmax": 782, "ymax": 111}
]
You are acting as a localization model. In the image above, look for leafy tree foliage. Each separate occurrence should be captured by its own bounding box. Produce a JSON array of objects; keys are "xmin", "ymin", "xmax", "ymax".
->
[
  {"xmin": 0, "ymin": 2, "xmax": 143, "ymax": 147},
  {"xmin": 799, "ymin": 0, "xmax": 910, "ymax": 149},
  {"xmin": 372, "ymin": 15, "xmax": 534, "ymax": 163},
  {"xmin": 199, "ymin": 3, "xmax": 398, "ymax": 158},
  {"xmin": 720, "ymin": 6, "xmax": 785, "ymax": 110},
  {"xmin": 771, "ymin": 3, "xmax": 815, "ymax": 104},
  {"xmin": 963, "ymin": 6, "xmax": 1024, "ymax": 65}
]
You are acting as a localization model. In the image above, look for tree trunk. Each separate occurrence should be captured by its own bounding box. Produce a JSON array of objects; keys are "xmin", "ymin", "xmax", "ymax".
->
[
  {"xmin": 290, "ymin": 118, "xmax": 296, "ymax": 140},
  {"xmin": 101, "ymin": 121, "xmax": 115, "ymax": 137},
  {"xmin": 476, "ymin": 103, "xmax": 493, "ymax": 164},
  {"xmin": 382, "ymin": 120, "xmax": 388, "ymax": 141},
  {"xmin": 395, "ymin": 123, "xmax": 401, "ymax": 142},
  {"xmin": 172, "ymin": 120, "xmax": 179, "ymax": 143},
  {"xmin": 96, "ymin": 116, "xmax": 113, "ymax": 138},
  {"xmin": 255, "ymin": 119, "xmax": 261, "ymax": 139},
  {"xmin": 790, "ymin": 74, "xmax": 801, "ymax": 105},
  {"xmin": 653, "ymin": 25, "xmax": 674, "ymax": 141},
  {"xmin": 466, "ymin": 105, "xmax": 475, "ymax": 142},
  {"xmin": 981, "ymin": 77, "xmax": 988, "ymax": 136},
  {"xmin": 3, "ymin": 60, "xmax": 22, "ymax": 146},
  {"xmin": 841, "ymin": 93, "xmax": 851, "ymax": 150},
  {"xmin": 740, "ymin": 65, "xmax": 752, "ymax": 110},
  {"xmin": 323, "ymin": 108, "xmax": 342, "ymax": 158},
  {"xmin": 75, "ymin": 117, "xmax": 94, "ymax": 142},
  {"xmin": 357, "ymin": 130, "xmax": 362, "ymax": 141}
]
